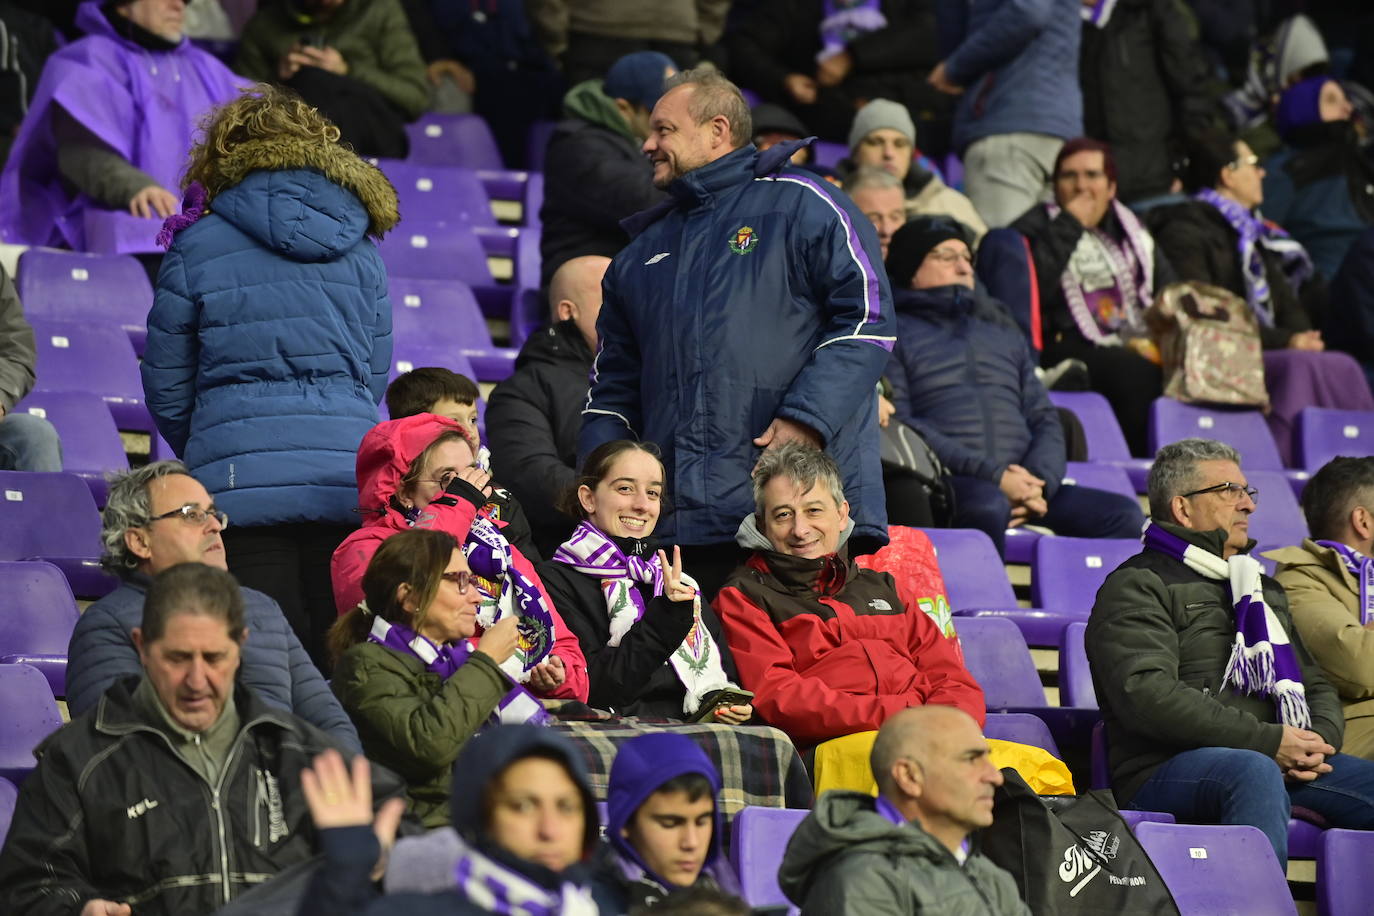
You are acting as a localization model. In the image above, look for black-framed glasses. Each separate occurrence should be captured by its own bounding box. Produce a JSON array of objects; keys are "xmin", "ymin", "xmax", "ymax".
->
[
  {"xmin": 146, "ymin": 504, "xmax": 229, "ymax": 528},
  {"xmin": 927, "ymin": 248, "xmax": 975, "ymax": 266},
  {"xmin": 1181, "ymin": 481, "xmax": 1259, "ymax": 505},
  {"xmin": 440, "ymin": 570, "xmax": 471, "ymax": 593},
  {"xmin": 417, "ymin": 465, "xmax": 481, "ymax": 490},
  {"xmin": 1227, "ymin": 154, "xmax": 1261, "ymax": 171}
]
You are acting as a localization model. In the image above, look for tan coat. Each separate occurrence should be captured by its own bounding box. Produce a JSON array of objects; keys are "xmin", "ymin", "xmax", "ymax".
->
[
  {"xmin": 1268, "ymin": 539, "xmax": 1374, "ymax": 759},
  {"xmin": 906, "ymin": 176, "xmax": 988, "ymax": 243}
]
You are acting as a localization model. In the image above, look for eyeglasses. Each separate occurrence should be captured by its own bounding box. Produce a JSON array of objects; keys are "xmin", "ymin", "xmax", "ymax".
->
[
  {"xmin": 1227, "ymin": 154, "xmax": 1260, "ymax": 171},
  {"xmin": 1055, "ymin": 169, "xmax": 1108, "ymax": 183},
  {"xmin": 146, "ymin": 504, "xmax": 229, "ymax": 528},
  {"xmin": 440, "ymin": 570, "xmax": 471, "ymax": 593},
  {"xmin": 1181, "ymin": 481, "xmax": 1259, "ymax": 505},
  {"xmin": 928, "ymin": 249, "xmax": 974, "ymax": 266},
  {"xmin": 417, "ymin": 466, "xmax": 480, "ymax": 490}
]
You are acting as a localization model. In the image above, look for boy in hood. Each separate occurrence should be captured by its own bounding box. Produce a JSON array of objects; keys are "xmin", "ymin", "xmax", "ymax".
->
[{"xmin": 594, "ymin": 732, "xmax": 742, "ymax": 912}]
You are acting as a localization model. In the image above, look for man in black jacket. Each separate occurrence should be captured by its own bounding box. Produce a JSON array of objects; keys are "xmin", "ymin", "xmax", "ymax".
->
[
  {"xmin": 0, "ymin": 563, "xmax": 406, "ymax": 916},
  {"xmin": 488, "ymin": 255, "xmax": 609, "ymax": 557},
  {"xmin": 538, "ymin": 50, "xmax": 672, "ymax": 286}
]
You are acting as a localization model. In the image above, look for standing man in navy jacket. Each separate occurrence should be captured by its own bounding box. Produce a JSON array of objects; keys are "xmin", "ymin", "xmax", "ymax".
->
[{"xmin": 580, "ymin": 68, "xmax": 895, "ymax": 597}]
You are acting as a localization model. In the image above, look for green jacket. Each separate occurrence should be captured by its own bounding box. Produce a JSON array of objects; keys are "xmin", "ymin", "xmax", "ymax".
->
[
  {"xmin": 236, "ymin": 0, "xmax": 429, "ymax": 119},
  {"xmin": 332, "ymin": 641, "xmax": 510, "ymax": 828},
  {"xmin": 1086, "ymin": 522, "xmax": 1344, "ymax": 804},
  {"xmin": 778, "ymin": 791, "xmax": 1030, "ymax": 916}
]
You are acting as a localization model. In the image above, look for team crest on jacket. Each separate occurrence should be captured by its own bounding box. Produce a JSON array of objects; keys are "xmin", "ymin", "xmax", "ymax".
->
[{"xmin": 728, "ymin": 225, "xmax": 759, "ymax": 254}]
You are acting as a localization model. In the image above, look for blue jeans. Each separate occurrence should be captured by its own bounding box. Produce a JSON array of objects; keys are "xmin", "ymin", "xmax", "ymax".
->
[
  {"xmin": 1129, "ymin": 747, "xmax": 1374, "ymax": 864},
  {"xmin": 949, "ymin": 477, "xmax": 1144, "ymax": 556},
  {"xmin": 0, "ymin": 412, "xmax": 61, "ymax": 471}
]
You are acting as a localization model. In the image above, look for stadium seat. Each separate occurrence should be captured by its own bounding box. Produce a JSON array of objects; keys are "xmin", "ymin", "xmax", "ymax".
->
[
  {"xmin": 0, "ymin": 663, "xmax": 63, "ymax": 783},
  {"xmin": 509, "ymin": 286, "xmax": 543, "ymax": 348},
  {"xmin": 389, "ymin": 343, "xmax": 480, "ymax": 388},
  {"xmin": 371, "ymin": 160, "xmax": 496, "ymax": 226},
  {"xmin": 923, "ymin": 527, "xmax": 1069, "ymax": 646},
  {"xmin": 0, "ymin": 470, "xmax": 115, "ymax": 599},
  {"xmin": 810, "ymin": 140, "xmax": 846, "ymax": 169},
  {"xmin": 13, "ymin": 389, "xmax": 128, "ymax": 507},
  {"xmin": 1149, "ymin": 398, "xmax": 1308, "ymax": 495},
  {"xmin": 953, "ymin": 616, "xmax": 1046, "ymax": 709},
  {"xmin": 377, "ymin": 221, "xmax": 494, "ymax": 288},
  {"xmin": 1133, "ymin": 822, "xmax": 1297, "ymax": 915},
  {"xmin": 1060, "ymin": 461, "xmax": 1137, "ymax": 502},
  {"xmin": 1030, "ymin": 537, "xmax": 1141, "ymax": 620},
  {"xmin": 0, "ymin": 775, "xmax": 16, "ymax": 844},
  {"xmin": 1058, "ymin": 621, "xmax": 1095, "ymax": 709},
  {"xmin": 1244, "ymin": 469, "xmax": 1309, "ymax": 561},
  {"xmin": 984, "ymin": 711, "xmax": 1060, "ymax": 757},
  {"xmin": 1296, "ymin": 407, "xmax": 1374, "ymax": 472},
  {"xmin": 16, "ymin": 248, "xmax": 152, "ymax": 355},
  {"xmin": 27, "ymin": 317, "xmax": 150, "ymax": 432},
  {"xmin": 1048, "ymin": 390, "xmax": 1153, "ymax": 489},
  {"xmin": 0, "ymin": 561, "xmax": 79, "ymax": 697},
  {"xmin": 730, "ymin": 806, "xmax": 807, "ymax": 912},
  {"xmin": 405, "ymin": 113, "xmax": 503, "ymax": 169},
  {"xmin": 522, "ymin": 172, "xmax": 544, "ymax": 227},
  {"xmin": 389, "ymin": 277, "xmax": 517, "ymax": 381},
  {"xmin": 1317, "ymin": 828, "xmax": 1374, "ymax": 916}
]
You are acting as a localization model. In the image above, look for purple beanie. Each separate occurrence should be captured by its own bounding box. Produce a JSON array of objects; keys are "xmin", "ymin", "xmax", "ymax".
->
[{"xmin": 1275, "ymin": 76, "xmax": 1331, "ymax": 141}]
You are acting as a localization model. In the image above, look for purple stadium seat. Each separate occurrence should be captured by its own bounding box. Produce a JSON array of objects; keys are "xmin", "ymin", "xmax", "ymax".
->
[
  {"xmin": 1006, "ymin": 462, "xmax": 1137, "ymax": 565},
  {"xmin": 523, "ymin": 172, "xmax": 543, "ymax": 227},
  {"xmin": 1058, "ymin": 621, "xmax": 1095, "ymax": 709},
  {"xmin": 27, "ymin": 317, "xmax": 150, "ymax": 432},
  {"xmin": 16, "ymin": 248, "xmax": 152, "ymax": 355},
  {"xmin": 0, "ymin": 561, "xmax": 78, "ymax": 697},
  {"xmin": 1048, "ymin": 390, "xmax": 1153, "ymax": 489},
  {"xmin": 377, "ymin": 222, "xmax": 494, "ymax": 288},
  {"xmin": 952, "ymin": 616, "xmax": 1046, "ymax": 709},
  {"xmin": 1317, "ymin": 828, "xmax": 1374, "ymax": 916},
  {"xmin": 510, "ymin": 286, "xmax": 544, "ymax": 348},
  {"xmin": 389, "ymin": 342, "xmax": 480, "ymax": 388},
  {"xmin": 13, "ymin": 389, "xmax": 128, "ymax": 507},
  {"xmin": 406, "ymin": 113, "xmax": 503, "ymax": 169},
  {"xmin": 1121, "ymin": 810, "xmax": 1176, "ymax": 830},
  {"xmin": 984, "ymin": 711, "xmax": 1060, "ymax": 757},
  {"xmin": 1134, "ymin": 822, "xmax": 1297, "ymax": 915},
  {"xmin": 1030, "ymin": 537, "xmax": 1141, "ymax": 619},
  {"xmin": 389, "ymin": 277, "xmax": 517, "ymax": 381},
  {"xmin": 1296, "ymin": 407, "xmax": 1374, "ymax": 472},
  {"xmin": 923, "ymin": 526, "xmax": 1069, "ymax": 646},
  {"xmin": 811, "ymin": 140, "xmax": 847, "ymax": 169},
  {"xmin": 0, "ymin": 470, "xmax": 116, "ymax": 599},
  {"xmin": 1244, "ymin": 469, "xmax": 1309, "ymax": 561},
  {"xmin": 0, "ymin": 663, "xmax": 63, "ymax": 783},
  {"xmin": 474, "ymin": 225, "xmax": 540, "ymax": 291},
  {"xmin": 525, "ymin": 120, "xmax": 556, "ymax": 173},
  {"xmin": 372, "ymin": 160, "xmax": 496, "ymax": 226},
  {"xmin": 1149, "ymin": 398, "xmax": 1309, "ymax": 495},
  {"xmin": 730, "ymin": 805, "xmax": 807, "ymax": 911},
  {"xmin": 0, "ymin": 775, "xmax": 16, "ymax": 844}
]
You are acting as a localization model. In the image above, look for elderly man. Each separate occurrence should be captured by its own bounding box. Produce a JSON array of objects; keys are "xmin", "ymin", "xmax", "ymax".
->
[
  {"xmin": 582, "ymin": 68, "xmax": 895, "ymax": 598},
  {"xmin": 66, "ymin": 460, "xmax": 360, "ymax": 750},
  {"xmin": 1269, "ymin": 456, "xmax": 1374, "ymax": 759},
  {"xmin": 843, "ymin": 166, "xmax": 906, "ymax": 260},
  {"xmin": 0, "ymin": 563, "xmax": 404, "ymax": 916},
  {"xmin": 715, "ymin": 442, "xmax": 983, "ymax": 747},
  {"xmin": 488, "ymin": 255, "xmax": 611, "ymax": 557},
  {"xmin": 0, "ymin": 0, "xmax": 242, "ymax": 249},
  {"xmin": 1087, "ymin": 438, "xmax": 1374, "ymax": 865},
  {"xmin": 779, "ymin": 706, "xmax": 1027, "ymax": 915}
]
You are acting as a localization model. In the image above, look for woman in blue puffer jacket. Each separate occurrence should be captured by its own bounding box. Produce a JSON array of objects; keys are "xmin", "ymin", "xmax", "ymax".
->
[{"xmin": 143, "ymin": 84, "xmax": 397, "ymax": 670}]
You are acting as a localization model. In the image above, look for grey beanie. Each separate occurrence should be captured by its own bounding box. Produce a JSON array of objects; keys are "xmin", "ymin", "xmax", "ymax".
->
[{"xmin": 847, "ymin": 99, "xmax": 916, "ymax": 152}]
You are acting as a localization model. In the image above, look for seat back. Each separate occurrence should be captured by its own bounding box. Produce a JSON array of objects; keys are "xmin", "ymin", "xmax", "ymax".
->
[
  {"xmin": 1318, "ymin": 828, "xmax": 1374, "ymax": 916},
  {"xmin": 920, "ymin": 527, "xmax": 1018, "ymax": 610},
  {"xmin": 1031, "ymin": 537, "xmax": 1141, "ymax": 618},
  {"xmin": 1149, "ymin": 399, "xmax": 1284, "ymax": 469},
  {"xmin": 390, "ymin": 277, "xmax": 494, "ymax": 351},
  {"xmin": 730, "ymin": 806, "xmax": 808, "ymax": 910},
  {"xmin": 1297, "ymin": 407, "xmax": 1374, "ymax": 471},
  {"xmin": 16, "ymin": 248, "xmax": 152, "ymax": 352},
  {"xmin": 27, "ymin": 317, "xmax": 145, "ymax": 428},
  {"xmin": 13, "ymin": 390, "xmax": 128, "ymax": 506},
  {"xmin": 373, "ymin": 161, "xmax": 495, "ymax": 226},
  {"xmin": 406, "ymin": 113, "xmax": 503, "ymax": 169},
  {"xmin": 1061, "ymin": 462, "xmax": 1136, "ymax": 502},
  {"xmin": 1134, "ymin": 822, "xmax": 1297, "ymax": 915},
  {"xmin": 378, "ymin": 222, "xmax": 494, "ymax": 287},
  {"xmin": 0, "ymin": 776, "xmax": 16, "ymax": 845},
  {"xmin": 953, "ymin": 616, "xmax": 1046, "ymax": 708},
  {"xmin": 811, "ymin": 140, "xmax": 847, "ymax": 169},
  {"xmin": 0, "ymin": 664, "xmax": 63, "ymax": 783},
  {"xmin": 1245, "ymin": 469, "xmax": 1309, "ymax": 556},
  {"xmin": 1049, "ymin": 391, "xmax": 1134, "ymax": 461},
  {"xmin": 0, "ymin": 471, "xmax": 104, "ymax": 567},
  {"xmin": 983, "ymin": 711, "xmax": 1060, "ymax": 756},
  {"xmin": 389, "ymin": 343, "xmax": 480, "ymax": 386},
  {"xmin": 1058, "ymin": 621, "xmax": 1096, "ymax": 708},
  {"xmin": 0, "ymin": 561, "xmax": 79, "ymax": 697}
]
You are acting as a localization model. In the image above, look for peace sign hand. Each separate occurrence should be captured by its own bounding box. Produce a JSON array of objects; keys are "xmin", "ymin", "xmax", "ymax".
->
[{"xmin": 657, "ymin": 546, "xmax": 697, "ymax": 603}]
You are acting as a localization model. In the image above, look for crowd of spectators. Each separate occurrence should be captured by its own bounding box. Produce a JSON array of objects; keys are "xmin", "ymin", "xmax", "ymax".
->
[{"xmin": 3, "ymin": 1, "xmax": 1374, "ymax": 914}]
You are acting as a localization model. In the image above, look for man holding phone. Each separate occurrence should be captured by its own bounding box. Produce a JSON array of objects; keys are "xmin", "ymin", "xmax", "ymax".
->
[{"xmin": 716, "ymin": 442, "xmax": 985, "ymax": 747}]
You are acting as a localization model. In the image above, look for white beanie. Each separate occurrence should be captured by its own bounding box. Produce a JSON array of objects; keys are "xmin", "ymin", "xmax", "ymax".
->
[{"xmin": 847, "ymin": 99, "xmax": 916, "ymax": 152}]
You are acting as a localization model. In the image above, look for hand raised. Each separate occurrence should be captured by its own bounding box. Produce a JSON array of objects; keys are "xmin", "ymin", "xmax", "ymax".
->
[{"xmin": 657, "ymin": 546, "xmax": 697, "ymax": 603}]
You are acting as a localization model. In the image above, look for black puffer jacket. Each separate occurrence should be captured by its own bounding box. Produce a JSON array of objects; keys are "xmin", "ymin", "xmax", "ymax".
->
[
  {"xmin": 0, "ymin": 678, "xmax": 408, "ymax": 916},
  {"xmin": 486, "ymin": 319, "xmax": 593, "ymax": 558}
]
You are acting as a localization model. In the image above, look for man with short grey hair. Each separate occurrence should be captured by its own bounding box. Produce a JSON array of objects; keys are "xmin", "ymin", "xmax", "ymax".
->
[
  {"xmin": 581, "ymin": 67, "xmax": 895, "ymax": 599},
  {"xmin": 66, "ymin": 460, "xmax": 359, "ymax": 750},
  {"xmin": 1087, "ymin": 437, "xmax": 1374, "ymax": 866},
  {"xmin": 844, "ymin": 166, "xmax": 906, "ymax": 259},
  {"xmin": 714, "ymin": 442, "xmax": 982, "ymax": 746}
]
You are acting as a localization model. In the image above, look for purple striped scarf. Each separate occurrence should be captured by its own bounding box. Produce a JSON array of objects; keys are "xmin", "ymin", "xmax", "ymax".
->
[
  {"xmin": 1049, "ymin": 199, "xmax": 1155, "ymax": 346},
  {"xmin": 451, "ymin": 838, "xmax": 597, "ymax": 916},
  {"xmin": 818, "ymin": 0, "xmax": 886, "ymax": 63},
  {"xmin": 1315, "ymin": 540, "xmax": 1374, "ymax": 626},
  {"xmin": 1144, "ymin": 522, "xmax": 1311, "ymax": 727},
  {"xmin": 1195, "ymin": 188, "xmax": 1314, "ymax": 328},
  {"xmin": 464, "ymin": 515, "xmax": 558, "ymax": 682}
]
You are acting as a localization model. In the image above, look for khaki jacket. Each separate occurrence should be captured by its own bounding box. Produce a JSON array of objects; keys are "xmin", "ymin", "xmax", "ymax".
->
[
  {"xmin": 907, "ymin": 175, "xmax": 988, "ymax": 243},
  {"xmin": 1268, "ymin": 540, "xmax": 1374, "ymax": 758}
]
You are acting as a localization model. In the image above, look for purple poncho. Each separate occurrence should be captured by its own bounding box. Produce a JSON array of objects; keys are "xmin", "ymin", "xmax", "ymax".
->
[{"xmin": 0, "ymin": 1, "xmax": 244, "ymax": 250}]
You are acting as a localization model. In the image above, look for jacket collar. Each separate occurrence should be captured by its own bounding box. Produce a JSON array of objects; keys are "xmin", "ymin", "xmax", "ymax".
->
[
  {"xmin": 94, "ymin": 675, "xmax": 293, "ymax": 742},
  {"xmin": 750, "ymin": 548, "xmax": 854, "ymax": 598}
]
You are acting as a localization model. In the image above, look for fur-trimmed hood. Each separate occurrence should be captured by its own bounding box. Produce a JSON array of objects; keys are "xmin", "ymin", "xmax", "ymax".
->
[{"xmin": 192, "ymin": 136, "xmax": 399, "ymax": 257}]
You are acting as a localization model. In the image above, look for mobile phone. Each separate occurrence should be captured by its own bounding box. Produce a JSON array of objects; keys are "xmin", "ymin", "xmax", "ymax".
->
[
  {"xmin": 301, "ymin": 31, "xmax": 327, "ymax": 48},
  {"xmin": 689, "ymin": 688, "xmax": 755, "ymax": 723}
]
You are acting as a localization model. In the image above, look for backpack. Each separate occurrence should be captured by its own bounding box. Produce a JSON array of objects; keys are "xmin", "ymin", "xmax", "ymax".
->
[
  {"xmin": 1145, "ymin": 281, "xmax": 1269, "ymax": 409},
  {"xmin": 878, "ymin": 419, "xmax": 955, "ymax": 527}
]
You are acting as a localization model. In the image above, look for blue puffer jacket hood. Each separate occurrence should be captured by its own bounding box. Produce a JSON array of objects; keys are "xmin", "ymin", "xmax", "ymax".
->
[
  {"xmin": 605, "ymin": 732, "xmax": 724, "ymax": 888},
  {"xmin": 211, "ymin": 168, "xmax": 370, "ymax": 262}
]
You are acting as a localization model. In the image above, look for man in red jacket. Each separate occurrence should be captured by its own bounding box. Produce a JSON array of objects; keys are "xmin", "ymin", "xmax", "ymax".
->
[{"xmin": 715, "ymin": 442, "xmax": 984, "ymax": 746}]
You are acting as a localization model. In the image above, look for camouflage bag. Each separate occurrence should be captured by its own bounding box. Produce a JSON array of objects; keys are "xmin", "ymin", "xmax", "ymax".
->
[{"xmin": 1145, "ymin": 281, "xmax": 1269, "ymax": 410}]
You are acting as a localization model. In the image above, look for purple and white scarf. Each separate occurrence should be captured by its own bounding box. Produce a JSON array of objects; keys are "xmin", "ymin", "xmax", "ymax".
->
[
  {"xmin": 552, "ymin": 521, "xmax": 731, "ymax": 715},
  {"xmin": 1315, "ymin": 540, "xmax": 1374, "ymax": 626},
  {"xmin": 1081, "ymin": 0, "xmax": 1120, "ymax": 28},
  {"xmin": 1049, "ymin": 199, "xmax": 1156, "ymax": 346},
  {"xmin": 817, "ymin": 0, "xmax": 886, "ymax": 64},
  {"xmin": 1144, "ymin": 522, "xmax": 1311, "ymax": 727},
  {"xmin": 463, "ymin": 514, "xmax": 559, "ymax": 685},
  {"xmin": 451, "ymin": 836, "xmax": 596, "ymax": 916},
  {"xmin": 1195, "ymin": 188, "xmax": 1314, "ymax": 328},
  {"xmin": 366, "ymin": 616, "xmax": 548, "ymax": 726}
]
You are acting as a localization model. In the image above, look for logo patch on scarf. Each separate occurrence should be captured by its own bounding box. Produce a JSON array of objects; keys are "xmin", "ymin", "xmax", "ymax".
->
[{"xmin": 728, "ymin": 225, "xmax": 759, "ymax": 255}]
